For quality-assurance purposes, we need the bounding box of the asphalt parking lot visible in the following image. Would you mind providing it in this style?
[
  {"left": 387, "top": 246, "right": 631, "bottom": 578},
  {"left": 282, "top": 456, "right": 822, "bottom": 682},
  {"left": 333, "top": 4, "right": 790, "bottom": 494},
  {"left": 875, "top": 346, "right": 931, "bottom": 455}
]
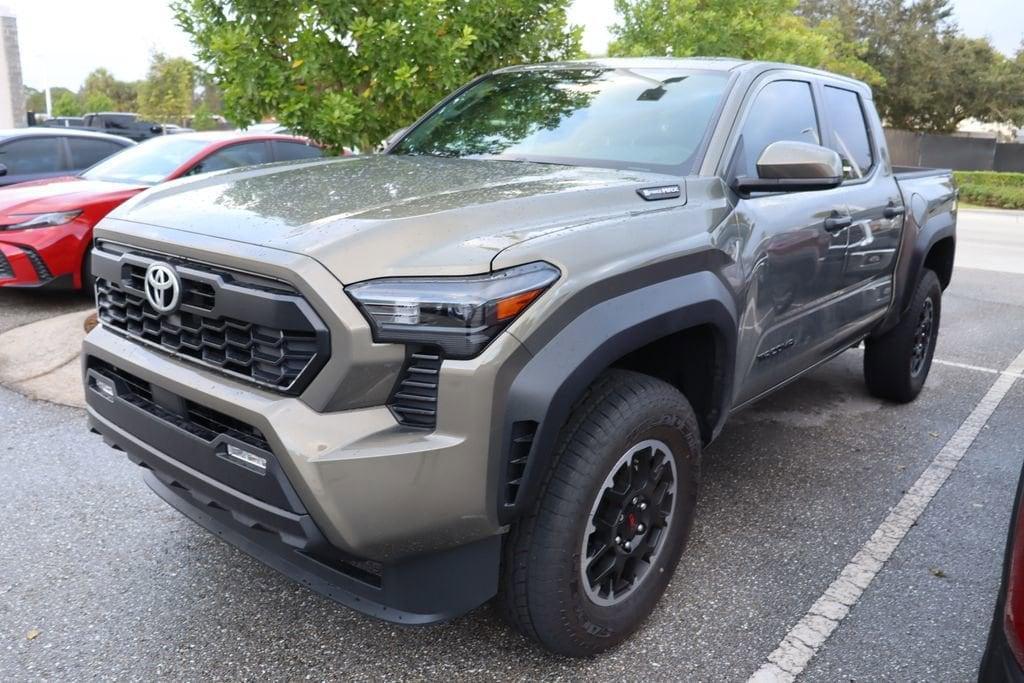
[{"left": 2, "top": 209, "right": 1023, "bottom": 681}]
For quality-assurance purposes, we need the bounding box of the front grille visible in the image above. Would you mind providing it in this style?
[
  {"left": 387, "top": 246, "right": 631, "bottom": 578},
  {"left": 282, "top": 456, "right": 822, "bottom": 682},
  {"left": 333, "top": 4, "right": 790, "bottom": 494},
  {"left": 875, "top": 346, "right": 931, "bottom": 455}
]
[
  {"left": 388, "top": 349, "right": 442, "bottom": 428},
  {"left": 92, "top": 244, "right": 329, "bottom": 394},
  {"left": 0, "top": 252, "right": 12, "bottom": 279}
]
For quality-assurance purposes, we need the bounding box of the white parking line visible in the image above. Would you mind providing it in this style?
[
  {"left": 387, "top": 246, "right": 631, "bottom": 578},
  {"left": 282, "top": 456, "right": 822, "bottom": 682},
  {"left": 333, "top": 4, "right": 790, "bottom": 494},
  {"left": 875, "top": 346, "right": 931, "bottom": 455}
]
[
  {"left": 749, "top": 345, "right": 1024, "bottom": 683},
  {"left": 850, "top": 347, "right": 1024, "bottom": 379},
  {"left": 934, "top": 358, "right": 1024, "bottom": 379}
]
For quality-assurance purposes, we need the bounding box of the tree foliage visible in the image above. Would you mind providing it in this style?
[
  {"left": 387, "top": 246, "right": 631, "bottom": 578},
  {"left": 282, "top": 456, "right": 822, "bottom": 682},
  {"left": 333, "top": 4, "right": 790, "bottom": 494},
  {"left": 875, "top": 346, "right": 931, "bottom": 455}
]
[
  {"left": 609, "top": 0, "right": 881, "bottom": 84},
  {"left": 137, "top": 53, "right": 197, "bottom": 124},
  {"left": 52, "top": 90, "right": 84, "bottom": 117},
  {"left": 799, "top": 0, "right": 1024, "bottom": 132},
  {"left": 173, "top": 0, "right": 583, "bottom": 151},
  {"left": 83, "top": 91, "right": 116, "bottom": 113},
  {"left": 24, "top": 86, "right": 45, "bottom": 113},
  {"left": 81, "top": 68, "right": 140, "bottom": 112}
]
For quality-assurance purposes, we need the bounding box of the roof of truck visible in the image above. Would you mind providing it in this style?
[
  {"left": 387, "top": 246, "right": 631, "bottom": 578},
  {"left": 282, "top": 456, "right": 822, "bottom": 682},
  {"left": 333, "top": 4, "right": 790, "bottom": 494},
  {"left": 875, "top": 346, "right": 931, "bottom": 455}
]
[{"left": 496, "top": 57, "right": 869, "bottom": 90}]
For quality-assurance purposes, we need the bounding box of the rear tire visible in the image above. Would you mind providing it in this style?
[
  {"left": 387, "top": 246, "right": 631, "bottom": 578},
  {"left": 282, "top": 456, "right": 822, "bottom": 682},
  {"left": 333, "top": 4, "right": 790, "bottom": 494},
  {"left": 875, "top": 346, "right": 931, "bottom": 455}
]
[
  {"left": 864, "top": 268, "right": 942, "bottom": 403},
  {"left": 498, "top": 369, "right": 701, "bottom": 657}
]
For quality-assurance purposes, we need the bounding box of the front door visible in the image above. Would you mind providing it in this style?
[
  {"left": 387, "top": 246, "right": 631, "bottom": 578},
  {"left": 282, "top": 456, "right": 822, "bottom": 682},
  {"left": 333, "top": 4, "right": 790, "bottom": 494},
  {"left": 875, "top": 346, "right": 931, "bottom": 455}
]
[{"left": 729, "top": 77, "right": 853, "bottom": 405}]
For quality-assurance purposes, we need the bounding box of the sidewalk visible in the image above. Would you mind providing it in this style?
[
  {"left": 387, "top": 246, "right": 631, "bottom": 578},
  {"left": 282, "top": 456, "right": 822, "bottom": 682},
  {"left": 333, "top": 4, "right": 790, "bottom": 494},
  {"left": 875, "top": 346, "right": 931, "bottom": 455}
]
[{"left": 0, "top": 309, "right": 92, "bottom": 408}]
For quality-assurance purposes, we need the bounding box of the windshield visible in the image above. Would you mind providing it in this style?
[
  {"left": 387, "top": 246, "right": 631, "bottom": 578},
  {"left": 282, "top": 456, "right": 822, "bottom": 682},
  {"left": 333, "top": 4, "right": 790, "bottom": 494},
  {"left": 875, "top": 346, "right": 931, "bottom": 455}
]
[
  {"left": 81, "top": 136, "right": 209, "bottom": 185},
  {"left": 392, "top": 68, "right": 731, "bottom": 174}
]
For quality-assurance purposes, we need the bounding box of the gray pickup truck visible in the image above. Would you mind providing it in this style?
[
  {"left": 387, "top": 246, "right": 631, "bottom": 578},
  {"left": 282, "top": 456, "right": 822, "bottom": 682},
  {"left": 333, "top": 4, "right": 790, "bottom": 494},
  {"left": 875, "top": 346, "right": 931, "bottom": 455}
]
[{"left": 83, "top": 58, "right": 956, "bottom": 656}]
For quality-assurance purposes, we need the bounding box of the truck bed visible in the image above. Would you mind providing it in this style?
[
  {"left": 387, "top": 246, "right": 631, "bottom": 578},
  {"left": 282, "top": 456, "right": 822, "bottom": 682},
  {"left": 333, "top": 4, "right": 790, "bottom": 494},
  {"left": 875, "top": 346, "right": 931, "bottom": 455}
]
[{"left": 893, "top": 165, "right": 953, "bottom": 181}]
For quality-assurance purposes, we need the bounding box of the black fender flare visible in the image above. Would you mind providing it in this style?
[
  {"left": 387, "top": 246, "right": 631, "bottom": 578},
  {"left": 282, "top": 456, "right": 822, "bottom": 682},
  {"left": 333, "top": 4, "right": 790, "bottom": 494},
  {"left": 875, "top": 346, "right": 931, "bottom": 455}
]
[
  {"left": 496, "top": 270, "right": 738, "bottom": 525},
  {"left": 877, "top": 202, "right": 956, "bottom": 335}
]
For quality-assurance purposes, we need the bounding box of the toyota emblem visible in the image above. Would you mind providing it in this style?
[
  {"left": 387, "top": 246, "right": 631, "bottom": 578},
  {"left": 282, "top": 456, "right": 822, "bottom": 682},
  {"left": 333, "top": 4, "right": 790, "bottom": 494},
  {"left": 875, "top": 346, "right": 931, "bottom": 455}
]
[{"left": 144, "top": 262, "right": 181, "bottom": 314}]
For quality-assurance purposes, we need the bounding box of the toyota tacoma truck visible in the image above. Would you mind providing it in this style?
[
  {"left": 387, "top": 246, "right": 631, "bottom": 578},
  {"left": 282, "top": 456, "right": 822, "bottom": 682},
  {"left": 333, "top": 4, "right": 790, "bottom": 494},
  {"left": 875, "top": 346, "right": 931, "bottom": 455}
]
[{"left": 83, "top": 58, "right": 957, "bottom": 656}]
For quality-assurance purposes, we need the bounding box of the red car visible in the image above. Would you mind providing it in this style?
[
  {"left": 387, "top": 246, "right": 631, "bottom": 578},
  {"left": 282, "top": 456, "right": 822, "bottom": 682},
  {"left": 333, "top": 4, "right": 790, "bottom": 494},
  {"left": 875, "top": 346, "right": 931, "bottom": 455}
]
[{"left": 0, "top": 132, "right": 323, "bottom": 290}]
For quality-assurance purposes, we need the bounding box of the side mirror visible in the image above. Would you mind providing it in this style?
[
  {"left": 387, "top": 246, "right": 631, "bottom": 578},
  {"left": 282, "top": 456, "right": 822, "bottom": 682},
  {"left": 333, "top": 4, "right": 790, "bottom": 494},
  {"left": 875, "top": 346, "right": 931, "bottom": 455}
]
[
  {"left": 0, "top": 163, "right": 8, "bottom": 177},
  {"left": 733, "top": 141, "right": 843, "bottom": 194}
]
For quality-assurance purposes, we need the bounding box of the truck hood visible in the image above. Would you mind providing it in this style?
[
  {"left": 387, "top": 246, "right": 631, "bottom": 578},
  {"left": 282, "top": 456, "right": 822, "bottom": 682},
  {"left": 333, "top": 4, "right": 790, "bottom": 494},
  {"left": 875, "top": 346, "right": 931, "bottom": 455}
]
[{"left": 109, "top": 154, "right": 685, "bottom": 283}]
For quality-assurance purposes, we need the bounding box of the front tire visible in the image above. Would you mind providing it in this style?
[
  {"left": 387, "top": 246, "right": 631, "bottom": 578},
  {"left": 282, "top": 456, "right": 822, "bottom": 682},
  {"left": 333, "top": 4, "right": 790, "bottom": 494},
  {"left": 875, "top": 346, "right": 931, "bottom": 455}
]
[
  {"left": 864, "top": 268, "right": 942, "bottom": 403},
  {"left": 498, "top": 370, "right": 701, "bottom": 657}
]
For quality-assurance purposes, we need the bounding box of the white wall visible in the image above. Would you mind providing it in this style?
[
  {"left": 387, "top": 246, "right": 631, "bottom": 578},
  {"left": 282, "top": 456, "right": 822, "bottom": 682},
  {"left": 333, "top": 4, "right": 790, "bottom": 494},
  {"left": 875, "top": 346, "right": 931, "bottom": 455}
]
[{"left": 0, "top": 8, "right": 25, "bottom": 128}]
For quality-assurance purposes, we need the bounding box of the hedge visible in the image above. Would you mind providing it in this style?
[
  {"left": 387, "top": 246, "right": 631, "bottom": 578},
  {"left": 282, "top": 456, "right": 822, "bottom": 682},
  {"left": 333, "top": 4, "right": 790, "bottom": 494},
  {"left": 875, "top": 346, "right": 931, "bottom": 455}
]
[{"left": 953, "top": 171, "right": 1024, "bottom": 210}]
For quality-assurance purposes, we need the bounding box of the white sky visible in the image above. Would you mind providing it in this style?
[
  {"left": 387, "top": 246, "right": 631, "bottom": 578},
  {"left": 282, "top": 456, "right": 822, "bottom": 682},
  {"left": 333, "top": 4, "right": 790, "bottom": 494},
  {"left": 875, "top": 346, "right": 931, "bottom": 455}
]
[{"left": 5, "top": 0, "right": 1022, "bottom": 91}]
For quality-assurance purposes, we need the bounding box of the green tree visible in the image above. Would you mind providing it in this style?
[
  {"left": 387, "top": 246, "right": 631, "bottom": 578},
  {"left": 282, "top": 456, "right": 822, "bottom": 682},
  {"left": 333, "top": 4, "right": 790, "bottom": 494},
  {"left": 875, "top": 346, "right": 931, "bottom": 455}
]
[
  {"left": 190, "top": 102, "right": 220, "bottom": 130},
  {"left": 83, "top": 91, "right": 116, "bottom": 113},
  {"left": 24, "top": 86, "right": 45, "bottom": 113},
  {"left": 799, "top": 0, "right": 1024, "bottom": 132},
  {"left": 81, "top": 67, "right": 140, "bottom": 111},
  {"left": 137, "top": 52, "right": 196, "bottom": 124},
  {"left": 52, "top": 90, "right": 84, "bottom": 117},
  {"left": 173, "top": 0, "right": 583, "bottom": 152},
  {"left": 609, "top": 0, "right": 880, "bottom": 84}
]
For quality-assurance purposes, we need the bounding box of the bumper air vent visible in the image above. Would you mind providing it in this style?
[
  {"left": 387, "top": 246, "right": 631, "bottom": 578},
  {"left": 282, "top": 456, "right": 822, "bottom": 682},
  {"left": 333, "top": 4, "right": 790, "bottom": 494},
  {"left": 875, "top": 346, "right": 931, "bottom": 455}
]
[
  {"left": 504, "top": 420, "right": 538, "bottom": 506},
  {"left": 0, "top": 252, "right": 12, "bottom": 279},
  {"left": 388, "top": 348, "right": 443, "bottom": 429},
  {"left": 23, "top": 247, "right": 53, "bottom": 282}
]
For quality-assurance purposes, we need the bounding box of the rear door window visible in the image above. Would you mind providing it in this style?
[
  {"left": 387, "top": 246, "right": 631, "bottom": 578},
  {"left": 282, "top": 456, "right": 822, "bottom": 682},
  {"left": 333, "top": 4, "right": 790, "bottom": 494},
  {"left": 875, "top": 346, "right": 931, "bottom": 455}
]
[
  {"left": 69, "top": 138, "right": 126, "bottom": 169},
  {"left": 0, "top": 137, "right": 65, "bottom": 175},
  {"left": 194, "top": 141, "right": 270, "bottom": 174},
  {"left": 736, "top": 80, "right": 820, "bottom": 178},
  {"left": 272, "top": 141, "right": 323, "bottom": 161},
  {"left": 823, "top": 85, "right": 874, "bottom": 179}
]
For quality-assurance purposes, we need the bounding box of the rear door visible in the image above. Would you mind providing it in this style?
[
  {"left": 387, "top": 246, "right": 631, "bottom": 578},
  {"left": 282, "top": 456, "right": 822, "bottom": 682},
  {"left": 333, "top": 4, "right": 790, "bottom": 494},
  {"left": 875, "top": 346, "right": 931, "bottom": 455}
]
[
  {"left": 727, "top": 75, "right": 852, "bottom": 404},
  {"left": 817, "top": 82, "right": 904, "bottom": 324},
  {"left": 0, "top": 136, "right": 69, "bottom": 186},
  {"left": 67, "top": 137, "right": 129, "bottom": 172}
]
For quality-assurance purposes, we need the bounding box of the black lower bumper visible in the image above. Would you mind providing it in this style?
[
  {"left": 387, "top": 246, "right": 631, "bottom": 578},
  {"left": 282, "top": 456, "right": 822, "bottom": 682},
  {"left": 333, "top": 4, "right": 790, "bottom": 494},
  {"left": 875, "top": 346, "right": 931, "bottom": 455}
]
[{"left": 85, "top": 357, "right": 500, "bottom": 625}]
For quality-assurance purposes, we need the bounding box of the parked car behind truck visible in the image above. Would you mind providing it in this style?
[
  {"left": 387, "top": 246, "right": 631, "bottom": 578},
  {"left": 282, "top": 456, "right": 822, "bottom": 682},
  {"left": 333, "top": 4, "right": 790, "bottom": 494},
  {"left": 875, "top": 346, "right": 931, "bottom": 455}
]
[
  {"left": 0, "top": 132, "right": 322, "bottom": 290},
  {"left": 83, "top": 58, "right": 957, "bottom": 656},
  {"left": 0, "top": 128, "right": 133, "bottom": 187}
]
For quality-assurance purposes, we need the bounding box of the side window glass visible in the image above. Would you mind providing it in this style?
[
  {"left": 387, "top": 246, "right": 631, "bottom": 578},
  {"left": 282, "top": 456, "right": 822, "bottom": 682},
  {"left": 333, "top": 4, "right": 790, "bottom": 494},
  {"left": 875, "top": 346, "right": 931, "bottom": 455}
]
[
  {"left": 737, "top": 80, "right": 820, "bottom": 178},
  {"left": 0, "top": 137, "right": 64, "bottom": 175},
  {"left": 823, "top": 86, "right": 874, "bottom": 180},
  {"left": 193, "top": 142, "right": 269, "bottom": 175},
  {"left": 273, "top": 141, "right": 323, "bottom": 161},
  {"left": 69, "top": 139, "right": 125, "bottom": 169}
]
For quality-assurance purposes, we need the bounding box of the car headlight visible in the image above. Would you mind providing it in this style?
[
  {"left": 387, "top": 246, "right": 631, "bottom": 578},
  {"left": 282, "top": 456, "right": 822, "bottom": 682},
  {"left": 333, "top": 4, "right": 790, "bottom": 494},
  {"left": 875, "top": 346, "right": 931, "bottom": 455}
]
[
  {"left": 346, "top": 262, "right": 560, "bottom": 358},
  {"left": 3, "top": 210, "right": 83, "bottom": 230}
]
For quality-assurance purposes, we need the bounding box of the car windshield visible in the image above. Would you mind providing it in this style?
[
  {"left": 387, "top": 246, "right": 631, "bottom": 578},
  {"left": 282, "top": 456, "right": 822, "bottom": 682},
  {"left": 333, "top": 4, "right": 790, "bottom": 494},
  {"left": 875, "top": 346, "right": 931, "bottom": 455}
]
[
  {"left": 391, "top": 67, "right": 731, "bottom": 174},
  {"left": 81, "top": 136, "right": 209, "bottom": 185}
]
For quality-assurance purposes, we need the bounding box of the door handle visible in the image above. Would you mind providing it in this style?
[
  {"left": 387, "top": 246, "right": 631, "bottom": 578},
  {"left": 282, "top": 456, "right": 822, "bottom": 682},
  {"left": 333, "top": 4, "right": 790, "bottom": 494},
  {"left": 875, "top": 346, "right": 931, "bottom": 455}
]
[
  {"left": 824, "top": 213, "right": 853, "bottom": 232},
  {"left": 883, "top": 204, "right": 906, "bottom": 219}
]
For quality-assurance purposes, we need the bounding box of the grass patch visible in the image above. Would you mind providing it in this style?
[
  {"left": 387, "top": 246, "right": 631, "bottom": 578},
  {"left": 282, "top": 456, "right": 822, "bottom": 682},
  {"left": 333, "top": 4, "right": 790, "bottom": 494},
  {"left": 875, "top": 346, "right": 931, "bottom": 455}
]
[{"left": 954, "top": 171, "right": 1024, "bottom": 210}]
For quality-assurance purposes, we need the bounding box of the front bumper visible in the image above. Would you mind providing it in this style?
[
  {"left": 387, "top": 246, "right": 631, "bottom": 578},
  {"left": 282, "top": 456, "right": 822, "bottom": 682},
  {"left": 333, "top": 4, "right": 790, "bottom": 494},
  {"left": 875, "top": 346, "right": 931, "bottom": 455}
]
[
  {"left": 0, "top": 224, "right": 88, "bottom": 289},
  {"left": 84, "top": 341, "right": 506, "bottom": 623}
]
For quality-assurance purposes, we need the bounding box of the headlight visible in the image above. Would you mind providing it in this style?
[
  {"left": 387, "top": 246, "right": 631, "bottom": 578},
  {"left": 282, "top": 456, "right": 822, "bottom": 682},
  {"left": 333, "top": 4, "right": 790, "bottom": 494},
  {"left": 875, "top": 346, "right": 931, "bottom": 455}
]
[
  {"left": 347, "top": 262, "right": 560, "bottom": 358},
  {"left": 3, "top": 210, "right": 83, "bottom": 230}
]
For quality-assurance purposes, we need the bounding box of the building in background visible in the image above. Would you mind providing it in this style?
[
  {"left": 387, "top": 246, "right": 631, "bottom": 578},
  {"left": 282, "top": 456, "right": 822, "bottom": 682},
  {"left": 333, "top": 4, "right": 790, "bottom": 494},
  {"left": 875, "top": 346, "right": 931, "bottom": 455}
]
[
  {"left": 957, "top": 118, "right": 1023, "bottom": 143},
  {"left": 0, "top": 6, "right": 23, "bottom": 128}
]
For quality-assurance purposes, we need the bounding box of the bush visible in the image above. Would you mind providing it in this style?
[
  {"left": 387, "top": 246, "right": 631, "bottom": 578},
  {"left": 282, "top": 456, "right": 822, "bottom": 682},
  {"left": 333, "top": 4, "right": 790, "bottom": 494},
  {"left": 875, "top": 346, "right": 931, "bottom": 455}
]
[{"left": 954, "top": 171, "right": 1024, "bottom": 209}]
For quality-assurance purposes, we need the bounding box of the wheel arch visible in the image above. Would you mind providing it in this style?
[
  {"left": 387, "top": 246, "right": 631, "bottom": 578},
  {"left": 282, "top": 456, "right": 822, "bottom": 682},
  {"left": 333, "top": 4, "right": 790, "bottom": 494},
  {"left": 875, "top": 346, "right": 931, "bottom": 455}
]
[{"left": 497, "top": 270, "right": 737, "bottom": 525}]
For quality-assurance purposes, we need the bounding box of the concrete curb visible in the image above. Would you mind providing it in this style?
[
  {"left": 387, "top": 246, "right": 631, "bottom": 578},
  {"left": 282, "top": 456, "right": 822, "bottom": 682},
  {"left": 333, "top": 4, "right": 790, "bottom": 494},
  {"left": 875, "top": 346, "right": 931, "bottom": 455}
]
[{"left": 0, "top": 308, "right": 92, "bottom": 408}]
